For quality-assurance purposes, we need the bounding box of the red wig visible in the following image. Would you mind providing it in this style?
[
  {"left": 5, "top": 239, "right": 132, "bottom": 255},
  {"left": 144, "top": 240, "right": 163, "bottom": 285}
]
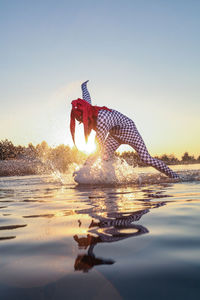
[{"left": 70, "top": 98, "right": 111, "bottom": 145}]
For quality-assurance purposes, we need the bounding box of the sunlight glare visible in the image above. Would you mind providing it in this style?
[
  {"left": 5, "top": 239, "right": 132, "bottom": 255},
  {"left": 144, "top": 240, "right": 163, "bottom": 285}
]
[{"left": 75, "top": 126, "right": 96, "bottom": 154}]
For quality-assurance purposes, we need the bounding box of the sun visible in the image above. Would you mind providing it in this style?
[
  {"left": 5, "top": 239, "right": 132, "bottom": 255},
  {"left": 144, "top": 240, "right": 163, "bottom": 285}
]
[{"left": 75, "top": 127, "right": 97, "bottom": 154}]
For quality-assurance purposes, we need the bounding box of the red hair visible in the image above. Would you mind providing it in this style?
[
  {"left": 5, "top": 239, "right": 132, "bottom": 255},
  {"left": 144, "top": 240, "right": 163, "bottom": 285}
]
[{"left": 70, "top": 98, "right": 111, "bottom": 145}]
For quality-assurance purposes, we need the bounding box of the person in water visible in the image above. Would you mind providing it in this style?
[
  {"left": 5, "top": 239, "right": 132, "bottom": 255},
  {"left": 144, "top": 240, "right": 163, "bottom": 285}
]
[{"left": 70, "top": 81, "right": 179, "bottom": 179}]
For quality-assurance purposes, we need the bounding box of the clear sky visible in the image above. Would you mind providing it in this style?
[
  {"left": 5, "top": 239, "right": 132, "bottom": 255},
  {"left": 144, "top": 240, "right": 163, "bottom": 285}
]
[{"left": 0, "top": 0, "right": 199, "bottom": 158}]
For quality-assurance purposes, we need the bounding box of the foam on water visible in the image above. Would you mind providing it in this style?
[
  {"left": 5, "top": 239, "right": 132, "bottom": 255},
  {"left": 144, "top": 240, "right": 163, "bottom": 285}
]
[
  {"left": 71, "top": 158, "right": 200, "bottom": 186},
  {"left": 74, "top": 157, "right": 137, "bottom": 185}
]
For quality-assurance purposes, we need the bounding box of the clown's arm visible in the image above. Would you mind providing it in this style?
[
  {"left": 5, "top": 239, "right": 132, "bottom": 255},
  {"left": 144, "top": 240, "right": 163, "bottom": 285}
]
[{"left": 81, "top": 80, "right": 92, "bottom": 104}]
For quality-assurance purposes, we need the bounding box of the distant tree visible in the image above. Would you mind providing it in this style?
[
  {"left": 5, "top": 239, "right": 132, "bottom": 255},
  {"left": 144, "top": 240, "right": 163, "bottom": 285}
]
[
  {"left": 70, "top": 147, "right": 87, "bottom": 164},
  {"left": 34, "top": 141, "right": 87, "bottom": 172},
  {"left": 182, "top": 152, "right": 196, "bottom": 163},
  {"left": 160, "top": 154, "right": 170, "bottom": 164},
  {"left": 168, "top": 154, "right": 179, "bottom": 164},
  {"left": 156, "top": 154, "right": 177, "bottom": 165},
  {"left": 15, "top": 145, "right": 26, "bottom": 158},
  {"left": 25, "top": 143, "right": 37, "bottom": 159},
  {"left": 36, "top": 141, "right": 49, "bottom": 160},
  {"left": 49, "top": 144, "right": 84, "bottom": 172},
  {"left": 118, "top": 151, "right": 145, "bottom": 166},
  {"left": 181, "top": 152, "right": 195, "bottom": 163},
  {"left": 0, "top": 139, "right": 16, "bottom": 160},
  {"left": 1, "top": 138, "right": 199, "bottom": 172}
]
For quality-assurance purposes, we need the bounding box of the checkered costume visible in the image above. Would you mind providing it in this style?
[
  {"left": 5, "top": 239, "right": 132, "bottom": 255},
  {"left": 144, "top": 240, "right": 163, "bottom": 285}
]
[
  {"left": 91, "top": 209, "right": 149, "bottom": 228},
  {"left": 81, "top": 80, "right": 92, "bottom": 104},
  {"left": 79, "top": 81, "right": 179, "bottom": 179}
]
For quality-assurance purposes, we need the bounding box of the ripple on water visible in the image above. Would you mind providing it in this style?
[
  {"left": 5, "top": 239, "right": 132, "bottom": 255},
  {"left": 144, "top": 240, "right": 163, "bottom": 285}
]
[{"left": 0, "top": 166, "right": 200, "bottom": 299}]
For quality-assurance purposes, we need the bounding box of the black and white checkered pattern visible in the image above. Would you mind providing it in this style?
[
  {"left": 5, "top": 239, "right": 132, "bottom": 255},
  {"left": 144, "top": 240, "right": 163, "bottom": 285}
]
[
  {"left": 81, "top": 80, "right": 92, "bottom": 104},
  {"left": 96, "top": 109, "right": 179, "bottom": 179},
  {"left": 98, "top": 209, "right": 149, "bottom": 228}
]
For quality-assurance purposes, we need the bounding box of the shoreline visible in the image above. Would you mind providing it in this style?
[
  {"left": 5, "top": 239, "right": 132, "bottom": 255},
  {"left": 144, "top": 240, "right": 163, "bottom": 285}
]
[
  {"left": 0, "top": 159, "right": 199, "bottom": 177},
  {"left": 0, "top": 159, "right": 50, "bottom": 177}
]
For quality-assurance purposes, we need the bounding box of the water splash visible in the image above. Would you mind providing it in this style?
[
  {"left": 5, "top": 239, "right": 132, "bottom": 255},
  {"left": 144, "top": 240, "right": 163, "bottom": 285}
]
[
  {"left": 73, "top": 159, "right": 200, "bottom": 186},
  {"left": 74, "top": 157, "right": 138, "bottom": 185},
  {"left": 1, "top": 157, "right": 199, "bottom": 187}
]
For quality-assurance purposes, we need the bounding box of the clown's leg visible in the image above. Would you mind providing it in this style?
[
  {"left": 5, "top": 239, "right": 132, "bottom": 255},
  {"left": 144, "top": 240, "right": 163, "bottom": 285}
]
[
  {"left": 112, "top": 126, "right": 179, "bottom": 179},
  {"left": 101, "top": 135, "right": 120, "bottom": 180},
  {"left": 128, "top": 131, "right": 179, "bottom": 178},
  {"left": 103, "top": 134, "right": 121, "bottom": 160}
]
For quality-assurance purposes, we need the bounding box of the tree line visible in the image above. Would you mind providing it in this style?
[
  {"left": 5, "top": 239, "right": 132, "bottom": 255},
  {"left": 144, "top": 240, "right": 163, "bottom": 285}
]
[
  {"left": 0, "top": 139, "right": 199, "bottom": 170},
  {"left": 0, "top": 139, "right": 87, "bottom": 173},
  {"left": 117, "top": 151, "right": 200, "bottom": 166}
]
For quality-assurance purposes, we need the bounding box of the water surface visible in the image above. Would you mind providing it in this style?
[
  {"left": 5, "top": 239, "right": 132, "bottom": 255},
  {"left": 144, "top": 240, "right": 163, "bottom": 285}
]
[{"left": 0, "top": 164, "right": 200, "bottom": 300}]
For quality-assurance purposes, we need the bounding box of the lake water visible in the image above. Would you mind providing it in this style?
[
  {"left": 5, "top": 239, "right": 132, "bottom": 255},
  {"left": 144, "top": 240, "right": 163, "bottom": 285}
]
[{"left": 0, "top": 164, "right": 200, "bottom": 300}]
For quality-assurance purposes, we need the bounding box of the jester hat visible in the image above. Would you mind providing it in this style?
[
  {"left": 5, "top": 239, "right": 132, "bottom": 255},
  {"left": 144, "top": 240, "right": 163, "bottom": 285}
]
[{"left": 70, "top": 81, "right": 111, "bottom": 145}]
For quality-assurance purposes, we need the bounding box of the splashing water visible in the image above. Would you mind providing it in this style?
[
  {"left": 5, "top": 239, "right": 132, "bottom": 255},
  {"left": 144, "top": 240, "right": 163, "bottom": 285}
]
[
  {"left": 1, "top": 157, "right": 199, "bottom": 186},
  {"left": 73, "top": 157, "right": 138, "bottom": 185},
  {"left": 72, "top": 159, "right": 200, "bottom": 186}
]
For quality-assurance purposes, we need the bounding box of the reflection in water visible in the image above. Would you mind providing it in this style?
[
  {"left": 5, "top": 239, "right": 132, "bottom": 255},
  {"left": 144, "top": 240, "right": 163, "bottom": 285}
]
[
  {"left": 74, "top": 208, "right": 150, "bottom": 272},
  {"left": 0, "top": 224, "right": 27, "bottom": 230},
  {"left": 0, "top": 224, "right": 27, "bottom": 242},
  {"left": 0, "top": 170, "right": 200, "bottom": 298},
  {"left": 72, "top": 186, "right": 170, "bottom": 272},
  {"left": 0, "top": 236, "right": 16, "bottom": 241},
  {"left": 23, "top": 214, "right": 54, "bottom": 218},
  {"left": 0, "top": 174, "right": 189, "bottom": 288},
  {"left": 74, "top": 254, "right": 114, "bottom": 272}
]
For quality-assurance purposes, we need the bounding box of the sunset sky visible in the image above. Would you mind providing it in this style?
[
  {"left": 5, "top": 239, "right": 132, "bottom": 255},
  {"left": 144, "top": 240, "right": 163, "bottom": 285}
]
[{"left": 0, "top": 0, "right": 199, "bottom": 158}]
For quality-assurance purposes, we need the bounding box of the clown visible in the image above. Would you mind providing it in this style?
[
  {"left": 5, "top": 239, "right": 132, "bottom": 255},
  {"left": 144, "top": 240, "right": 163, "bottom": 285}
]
[{"left": 70, "top": 81, "right": 179, "bottom": 179}]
